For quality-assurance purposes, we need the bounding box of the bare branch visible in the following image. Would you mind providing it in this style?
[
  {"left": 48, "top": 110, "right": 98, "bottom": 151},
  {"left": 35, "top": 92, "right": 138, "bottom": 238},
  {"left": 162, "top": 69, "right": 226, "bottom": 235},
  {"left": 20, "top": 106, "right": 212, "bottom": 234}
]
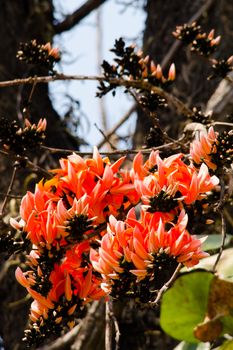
[
  {"left": 105, "top": 300, "right": 113, "bottom": 350},
  {"left": 41, "top": 141, "right": 178, "bottom": 156},
  {"left": 0, "top": 166, "right": 17, "bottom": 219},
  {"left": 95, "top": 123, "right": 117, "bottom": 150},
  {"left": 213, "top": 211, "right": 227, "bottom": 272},
  {"left": 36, "top": 301, "right": 104, "bottom": 350},
  {"left": 0, "top": 74, "right": 193, "bottom": 116},
  {"left": 213, "top": 178, "right": 227, "bottom": 272},
  {"left": 97, "top": 104, "right": 137, "bottom": 149},
  {"left": 150, "top": 263, "right": 182, "bottom": 305},
  {"left": 54, "top": 0, "right": 108, "bottom": 34}
]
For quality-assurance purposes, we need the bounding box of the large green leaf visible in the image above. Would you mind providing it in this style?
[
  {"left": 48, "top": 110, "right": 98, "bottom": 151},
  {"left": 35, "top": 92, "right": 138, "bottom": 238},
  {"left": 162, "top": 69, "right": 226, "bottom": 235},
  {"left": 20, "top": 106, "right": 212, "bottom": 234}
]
[
  {"left": 196, "top": 248, "right": 233, "bottom": 281},
  {"left": 201, "top": 234, "right": 231, "bottom": 251},
  {"left": 160, "top": 271, "right": 214, "bottom": 343},
  {"left": 214, "top": 340, "right": 233, "bottom": 350}
]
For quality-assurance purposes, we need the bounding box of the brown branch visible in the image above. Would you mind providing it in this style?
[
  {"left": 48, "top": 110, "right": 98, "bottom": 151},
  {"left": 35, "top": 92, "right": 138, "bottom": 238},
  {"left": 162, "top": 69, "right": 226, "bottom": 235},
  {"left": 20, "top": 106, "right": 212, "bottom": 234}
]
[
  {"left": 213, "top": 211, "right": 227, "bottom": 272},
  {"left": 41, "top": 142, "right": 178, "bottom": 156},
  {"left": 36, "top": 302, "right": 104, "bottom": 350},
  {"left": 0, "top": 74, "right": 193, "bottom": 116},
  {"left": 0, "top": 149, "right": 51, "bottom": 178},
  {"left": 97, "top": 104, "right": 137, "bottom": 149},
  {"left": 0, "top": 192, "right": 22, "bottom": 199},
  {"left": 0, "top": 257, "right": 19, "bottom": 283},
  {"left": 95, "top": 123, "right": 117, "bottom": 150},
  {"left": 54, "top": 0, "right": 108, "bottom": 34},
  {"left": 105, "top": 300, "right": 113, "bottom": 350},
  {"left": 23, "top": 76, "right": 38, "bottom": 119},
  {"left": 213, "top": 178, "right": 227, "bottom": 271},
  {"left": 0, "top": 165, "right": 17, "bottom": 219},
  {"left": 150, "top": 263, "right": 182, "bottom": 305},
  {"left": 71, "top": 301, "right": 105, "bottom": 350}
]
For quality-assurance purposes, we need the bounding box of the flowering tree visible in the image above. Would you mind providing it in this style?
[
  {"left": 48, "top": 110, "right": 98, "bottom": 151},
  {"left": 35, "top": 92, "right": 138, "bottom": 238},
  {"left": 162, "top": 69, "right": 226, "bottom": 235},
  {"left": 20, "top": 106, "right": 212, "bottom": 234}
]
[{"left": 0, "top": 9, "right": 233, "bottom": 350}]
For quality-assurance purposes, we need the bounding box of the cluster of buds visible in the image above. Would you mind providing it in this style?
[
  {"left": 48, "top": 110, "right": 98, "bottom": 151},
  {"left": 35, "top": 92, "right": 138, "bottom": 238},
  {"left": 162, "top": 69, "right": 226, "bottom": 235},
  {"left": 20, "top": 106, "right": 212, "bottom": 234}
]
[
  {"left": 189, "top": 107, "right": 213, "bottom": 125},
  {"left": 97, "top": 38, "right": 175, "bottom": 112},
  {"left": 173, "top": 22, "right": 221, "bottom": 57},
  {"left": 136, "top": 51, "right": 176, "bottom": 85},
  {"left": 17, "top": 40, "right": 60, "bottom": 72},
  {"left": 209, "top": 56, "right": 233, "bottom": 79},
  {"left": 0, "top": 117, "right": 46, "bottom": 156}
]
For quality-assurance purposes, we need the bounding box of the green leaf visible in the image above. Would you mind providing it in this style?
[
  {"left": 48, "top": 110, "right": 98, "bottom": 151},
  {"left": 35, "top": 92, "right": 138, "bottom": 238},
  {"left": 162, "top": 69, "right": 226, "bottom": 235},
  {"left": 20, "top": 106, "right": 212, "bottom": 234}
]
[
  {"left": 196, "top": 248, "right": 233, "bottom": 281},
  {"left": 160, "top": 271, "right": 214, "bottom": 343},
  {"left": 201, "top": 234, "right": 231, "bottom": 251},
  {"left": 214, "top": 340, "right": 233, "bottom": 350},
  {"left": 221, "top": 315, "right": 233, "bottom": 336}
]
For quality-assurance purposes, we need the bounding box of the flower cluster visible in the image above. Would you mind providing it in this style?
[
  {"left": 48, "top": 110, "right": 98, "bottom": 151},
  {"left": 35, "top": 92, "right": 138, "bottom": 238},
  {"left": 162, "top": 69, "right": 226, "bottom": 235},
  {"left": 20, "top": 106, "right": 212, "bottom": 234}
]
[
  {"left": 12, "top": 147, "right": 138, "bottom": 346},
  {"left": 0, "top": 117, "right": 46, "bottom": 156},
  {"left": 173, "top": 22, "right": 221, "bottom": 57},
  {"left": 17, "top": 40, "right": 60, "bottom": 72},
  {"left": 12, "top": 143, "right": 220, "bottom": 346},
  {"left": 190, "top": 126, "right": 233, "bottom": 172},
  {"left": 97, "top": 38, "right": 175, "bottom": 112},
  {"left": 173, "top": 23, "right": 233, "bottom": 80},
  {"left": 91, "top": 209, "right": 209, "bottom": 300}
]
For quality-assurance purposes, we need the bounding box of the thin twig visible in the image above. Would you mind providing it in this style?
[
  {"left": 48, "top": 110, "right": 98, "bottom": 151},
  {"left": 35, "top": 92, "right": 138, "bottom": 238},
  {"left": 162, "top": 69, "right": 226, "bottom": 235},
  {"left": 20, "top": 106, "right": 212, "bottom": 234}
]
[
  {"left": 0, "top": 166, "right": 17, "bottom": 219},
  {"left": 213, "top": 178, "right": 227, "bottom": 271},
  {"left": 26, "top": 159, "right": 52, "bottom": 178},
  {"left": 41, "top": 142, "right": 178, "bottom": 156},
  {"left": 212, "top": 121, "right": 233, "bottom": 127},
  {"left": 7, "top": 294, "right": 31, "bottom": 309},
  {"left": 112, "top": 307, "right": 120, "bottom": 350},
  {"left": 0, "top": 192, "right": 22, "bottom": 199},
  {"left": 23, "top": 76, "right": 38, "bottom": 119},
  {"left": 94, "top": 123, "right": 117, "bottom": 150},
  {"left": 150, "top": 263, "right": 182, "bottom": 305},
  {"left": 213, "top": 211, "right": 227, "bottom": 272},
  {"left": 0, "top": 149, "right": 51, "bottom": 178},
  {"left": 97, "top": 104, "right": 137, "bottom": 149},
  {"left": 0, "top": 257, "right": 19, "bottom": 283}
]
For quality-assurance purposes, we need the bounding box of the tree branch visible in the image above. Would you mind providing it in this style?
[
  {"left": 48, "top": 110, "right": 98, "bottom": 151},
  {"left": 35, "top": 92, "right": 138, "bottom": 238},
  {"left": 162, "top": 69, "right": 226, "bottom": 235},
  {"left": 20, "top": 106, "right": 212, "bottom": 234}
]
[
  {"left": 0, "top": 73, "right": 193, "bottom": 117},
  {"left": 41, "top": 141, "right": 178, "bottom": 156},
  {"left": 54, "top": 0, "right": 108, "bottom": 34},
  {"left": 150, "top": 263, "right": 182, "bottom": 305},
  {"left": 97, "top": 104, "right": 137, "bottom": 149}
]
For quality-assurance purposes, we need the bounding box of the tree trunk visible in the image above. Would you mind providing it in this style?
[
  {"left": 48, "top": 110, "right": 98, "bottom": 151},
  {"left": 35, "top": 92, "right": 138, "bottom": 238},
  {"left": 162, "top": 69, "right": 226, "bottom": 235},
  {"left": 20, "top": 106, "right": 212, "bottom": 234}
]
[{"left": 0, "top": 2, "right": 79, "bottom": 349}]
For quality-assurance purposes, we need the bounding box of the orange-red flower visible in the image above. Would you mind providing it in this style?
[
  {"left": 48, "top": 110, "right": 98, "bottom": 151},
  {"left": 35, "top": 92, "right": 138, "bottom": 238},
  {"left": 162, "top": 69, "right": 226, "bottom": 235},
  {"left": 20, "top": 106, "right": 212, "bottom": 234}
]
[
  {"left": 90, "top": 209, "right": 209, "bottom": 295},
  {"left": 190, "top": 126, "right": 218, "bottom": 170},
  {"left": 13, "top": 147, "right": 217, "bottom": 340},
  {"left": 133, "top": 152, "right": 219, "bottom": 213}
]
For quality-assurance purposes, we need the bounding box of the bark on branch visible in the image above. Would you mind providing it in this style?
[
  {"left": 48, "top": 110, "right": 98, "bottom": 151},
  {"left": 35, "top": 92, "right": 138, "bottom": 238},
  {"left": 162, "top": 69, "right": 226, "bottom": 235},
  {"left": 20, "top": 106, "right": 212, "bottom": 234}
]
[{"left": 54, "top": 0, "right": 108, "bottom": 34}]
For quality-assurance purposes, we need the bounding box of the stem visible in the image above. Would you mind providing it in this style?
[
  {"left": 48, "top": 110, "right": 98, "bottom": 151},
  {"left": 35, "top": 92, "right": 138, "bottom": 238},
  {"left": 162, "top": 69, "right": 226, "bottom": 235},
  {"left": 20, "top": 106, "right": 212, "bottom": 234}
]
[
  {"left": 150, "top": 263, "right": 182, "bottom": 305},
  {"left": 105, "top": 300, "right": 113, "bottom": 350},
  {"left": 0, "top": 166, "right": 17, "bottom": 219},
  {"left": 213, "top": 211, "right": 227, "bottom": 272}
]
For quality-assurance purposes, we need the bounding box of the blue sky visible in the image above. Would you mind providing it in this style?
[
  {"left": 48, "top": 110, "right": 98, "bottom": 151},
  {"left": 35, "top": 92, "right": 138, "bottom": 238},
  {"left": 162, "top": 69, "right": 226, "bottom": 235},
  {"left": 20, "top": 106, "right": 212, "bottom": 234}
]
[{"left": 51, "top": 0, "right": 145, "bottom": 149}]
